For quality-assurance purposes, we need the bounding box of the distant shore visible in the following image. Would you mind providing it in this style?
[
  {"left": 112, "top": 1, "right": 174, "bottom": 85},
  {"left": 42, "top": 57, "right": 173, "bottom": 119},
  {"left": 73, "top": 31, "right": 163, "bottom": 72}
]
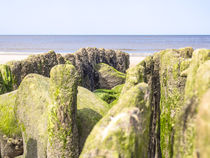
[{"left": 0, "top": 52, "right": 149, "bottom": 67}]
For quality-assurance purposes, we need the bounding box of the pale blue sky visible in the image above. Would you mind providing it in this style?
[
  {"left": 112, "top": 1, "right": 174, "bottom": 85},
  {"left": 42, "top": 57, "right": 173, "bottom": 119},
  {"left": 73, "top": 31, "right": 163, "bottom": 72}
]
[{"left": 0, "top": 0, "right": 210, "bottom": 35}]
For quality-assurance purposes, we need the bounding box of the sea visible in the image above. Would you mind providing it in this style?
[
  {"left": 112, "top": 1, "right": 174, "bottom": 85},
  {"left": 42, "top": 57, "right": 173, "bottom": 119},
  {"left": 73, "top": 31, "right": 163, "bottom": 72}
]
[{"left": 0, "top": 35, "right": 210, "bottom": 55}]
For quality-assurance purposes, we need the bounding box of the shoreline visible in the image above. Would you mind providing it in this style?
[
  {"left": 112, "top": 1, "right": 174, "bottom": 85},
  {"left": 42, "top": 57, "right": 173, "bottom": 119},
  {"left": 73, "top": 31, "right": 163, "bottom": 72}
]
[{"left": 0, "top": 52, "right": 149, "bottom": 67}]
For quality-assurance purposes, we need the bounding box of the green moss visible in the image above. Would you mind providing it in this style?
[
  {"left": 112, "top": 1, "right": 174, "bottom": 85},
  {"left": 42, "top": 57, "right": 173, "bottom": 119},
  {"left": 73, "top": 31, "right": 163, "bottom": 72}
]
[
  {"left": 95, "top": 63, "right": 125, "bottom": 79},
  {"left": 48, "top": 64, "right": 79, "bottom": 157},
  {"left": 158, "top": 49, "right": 187, "bottom": 158},
  {"left": 173, "top": 49, "right": 210, "bottom": 157},
  {"left": 80, "top": 83, "right": 150, "bottom": 158},
  {"left": 178, "top": 47, "right": 194, "bottom": 58},
  {"left": 185, "top": 49, "right": 210, "bottom": 98},
  {"left": 93, "top": 84, "right": 124, "bottom": 105},
  {"left": 0, "top": 91, "right": 21, "bottom": 137},
  {"left": 196, "top": 90, "right": 210, "bottom": 158},
  {"left": 77, "top": 86, "right": 110, "bottom": 152},
  {"left": 121, "top": 63, "right": 144, "bottom": 95},
  {"left": 0, "top": 64, "right": 14, "bottom": 94},
  {"left": 15, "top": 74, "right": 50, "bottom": 157}
]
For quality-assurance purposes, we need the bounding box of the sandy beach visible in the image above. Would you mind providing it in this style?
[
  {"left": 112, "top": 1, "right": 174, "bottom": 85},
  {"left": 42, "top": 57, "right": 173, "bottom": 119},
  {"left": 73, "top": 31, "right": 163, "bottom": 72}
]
[{"left": 0, "top": 52, "right": 147, "bottom": 67}]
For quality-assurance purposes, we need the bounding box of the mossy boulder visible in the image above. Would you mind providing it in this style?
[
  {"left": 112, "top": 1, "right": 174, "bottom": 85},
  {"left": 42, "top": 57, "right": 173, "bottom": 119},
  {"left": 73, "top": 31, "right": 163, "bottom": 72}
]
[
  {"left": 47, "top": 64, "right": 79, "bottom": 157},
  {"left": 178, "top": 47, "right": 194, "bottom": 58},
  {"left": 6, "top": 50, "right": 65, "bottom": 89},
  {"left": 120, "top": 63, "right": 144, "bottom": 95},
  {"left": 93, "top": 84, "right": 124, "bottom": 105},
  {"left": 0, "top": 91, "right": 23, "bottom": 158},
  {"left": 94, "top": 63, "right": 126, "bottom": 89},
  {"left": 196, "top": 89, "right": 210, "bottom": 158},
  {"left": 64, "top": 48, "right": 129, "bottom": 91},
  {"left": 80, "top": 83, "right": 150, "bottom": 158},
  {"left": 173, "top": 49, "right": 210, "bottom": 157},
  {"left": 158, "top": 49, "right": 188, "bottom": 157},
  {"left": 15, "top": 74, "right": 50, "bottom": 158},
  {"left": 77, "top": 86, "right": 109, "bottom": 152}
]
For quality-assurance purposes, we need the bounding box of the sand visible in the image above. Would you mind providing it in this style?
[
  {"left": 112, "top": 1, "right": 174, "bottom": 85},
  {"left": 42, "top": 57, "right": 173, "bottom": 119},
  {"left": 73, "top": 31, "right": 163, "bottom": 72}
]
[{"left": 0, "top": 53, "right": 146, "bottom": 67}]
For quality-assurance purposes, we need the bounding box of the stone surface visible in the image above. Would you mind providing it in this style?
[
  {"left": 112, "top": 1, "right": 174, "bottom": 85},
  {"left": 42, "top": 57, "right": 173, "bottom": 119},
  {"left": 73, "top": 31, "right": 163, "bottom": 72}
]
[
  {"left": 3, "top": 48, "right": 129, "bottom": 93},
  {"left": 196, "top": 89, "right": 210, "bottom": 158},
  {"left": 7, "top": 50, "right": 65, "bottom": 89},
  {"left": 173, "top": 49, "right": 210, "bottom": 158},
  {"left": 120, "top": 63, "right": 144, "bottom": 95},
  {"left": 64, "top": 48, "right": 129, "bottom": 91},
  {"left": 80, "top": 83, "right": 150, "bottom": 158},
  {"left": 0, "top": 136, "right": 23, "bottom": 158},
  {"left": 77, "top": 86, "right": 109, "bottom": 153},
  {"left": 15, "top": 74, "right": 50, "bottom": 158},
  {"left": 0, "top": 91, "right": 22, "bottom": 158},
  {"left": 47, "top": 64, "right": 79, "bottom": 158},
  {"left": 158, "top": 49, "right": 188, "bottom": 158},
  {"left": 94, "top": 63, "right": 125, "bottom": 89}
]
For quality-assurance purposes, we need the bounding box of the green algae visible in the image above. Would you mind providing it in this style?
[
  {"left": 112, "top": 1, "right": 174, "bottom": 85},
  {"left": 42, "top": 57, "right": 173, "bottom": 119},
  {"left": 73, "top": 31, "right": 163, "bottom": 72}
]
[
  {"left": 173, "top": 49, "right": 210, "bottom": 158},
  {"left": 80, "top": 83, "right": 150, "bottom": 158},
  {"left": 15, "top": 74, "right": 50, "bottom": 157},
  {"left": 93, "top": 84, "right": 124, "bottom": 105},
  {"left": 0, "top": 65, "right": 14, "bottom": 94},
  {"left": 121, "top": 63, "right": 144, "bottom": 95},
  {"left": 77, "top": 86, "right": 110, "bottom": 152},
  {"left": 48, "top": 64, "right": 79, "bottom": 157},
  {"left": 95, "top": 63, "right": 125, "bottom": 79},
  {"left": 158, "top": 49, "right": 187, "bottom": 158},
  {"left": 0, "top": 91, "right": 21, "bottom": 137}
]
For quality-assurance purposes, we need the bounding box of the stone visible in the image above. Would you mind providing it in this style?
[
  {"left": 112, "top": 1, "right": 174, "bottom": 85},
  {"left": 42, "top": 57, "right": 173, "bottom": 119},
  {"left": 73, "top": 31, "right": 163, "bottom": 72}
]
[
  {"left": 64, "top": 48, "right": 129, "bottom": 91},
  {"left": 0, "top": 91, "right": 22, "bottom": 158},
  {"left": 158, "top": 49, "right": 188, "bottom": 157},
  {"left": 178, "top": 47, "right": 194, "bottom": 58},
  {"left": 80, "top": 83, "right": 150, "bottom": 158},
  {"left": 120, "top": 63, "right": 144, "bottom": 95},
  {"left": 77, "top": 86, "right": 109, "bottom": 152},
  {"left": 7, "top": 50, "right": 65, "bottom": 89},
  {"left": 196, "top": 89, "right": 210, "bottom": 158},
  {"left": 94, "top": 63, "right": 125, "bottom": 89},
  {"left": 1, "top": 48, "right": 129, "bottom": 93},
  {"left": 47, "top": 64, "right": 79, "bottom": 157},
  {"left": 173, "top": 49, "right": 210, "bottom": 157},
  {"left": 15, "top": 74, "right": 50, "bottom": 158}
]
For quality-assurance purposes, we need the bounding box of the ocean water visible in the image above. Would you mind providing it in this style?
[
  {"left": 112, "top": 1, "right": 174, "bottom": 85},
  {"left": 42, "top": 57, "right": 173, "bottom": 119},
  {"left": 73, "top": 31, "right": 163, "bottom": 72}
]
[{"left": 0, "top": 35, "right": 210, "bottom": 54}]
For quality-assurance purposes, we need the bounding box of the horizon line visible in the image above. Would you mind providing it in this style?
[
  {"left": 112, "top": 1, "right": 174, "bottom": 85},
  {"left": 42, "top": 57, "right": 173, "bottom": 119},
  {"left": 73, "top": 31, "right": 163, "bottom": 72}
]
[{"left": 0, "top": 34, "right": 210, "bottom": 36}]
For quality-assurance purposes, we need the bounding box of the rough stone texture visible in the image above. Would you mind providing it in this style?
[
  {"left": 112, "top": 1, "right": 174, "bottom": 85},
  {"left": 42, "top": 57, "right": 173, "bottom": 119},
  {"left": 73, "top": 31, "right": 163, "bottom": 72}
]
[
  {"left": 178, "top": 47, "right": 194, "bottom": 58},
  {"left": 2, "top": 47, "right": 209, "bottom": 157},
  {"left": 94, "top": 63, "right": 125, "bottom": 89},
  {"left": 196, "top": 89, "right": 210, "bottom": 158},
  {"left": 80, "top": 83, "right": 150, "bottom": 158},
  {"left": 173, "top": 49, "right": 210, "bottom": 158},
  {"left": 158, "top": 49, "right": 189, "bottom": 158},
  {"left": 0, "top": 136, "right": 23, "bottom": 158},
  {"left": 3, "top": 48, "right": 129, "bottom": 92},
  {"left": 47, "top": 64, "right": 79, "bottom": 158},
  {"left": 0, "top": 91, "right": 22, "bottom": 158},
  {"left": 64, "top": 48, "right": 129, "bottom": 91},
  {"left": 77, "top": 86, "right": 109, "bottom": 153},
  {"left": 6, "top": 50, "right": 65, "bottom": 89},
  {"left": 120, "top": 61, "right": 145, "bottom": 95},
  {"left": 15, "top": 74, "right": 50, "bottom": 158}
]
